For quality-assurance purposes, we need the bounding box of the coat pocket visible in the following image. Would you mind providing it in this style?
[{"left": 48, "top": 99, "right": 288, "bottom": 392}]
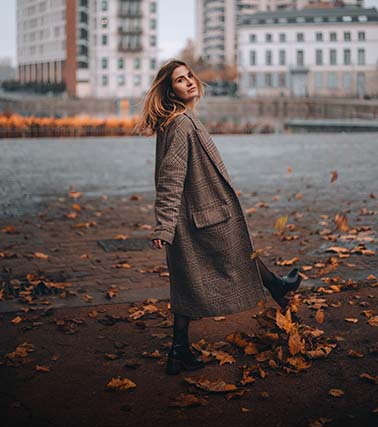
[{"left": 192, "top": 203, "right": 231, "bottom": 229}]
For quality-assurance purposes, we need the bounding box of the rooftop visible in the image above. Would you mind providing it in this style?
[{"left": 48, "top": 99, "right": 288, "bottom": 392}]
[{"left": 239, "top": 7, "right": 378, "bottom": 26}]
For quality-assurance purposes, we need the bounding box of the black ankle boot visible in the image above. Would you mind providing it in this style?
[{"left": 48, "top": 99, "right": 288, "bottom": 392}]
[
  {"left": 165, "top": 344, "right": 205, "bottom": 375},
  {"left": 264, "top": 268, "right": 302, "bottom": 309},
  {"left": 281, "top": 267, "right": 302, "bottom": 294}
]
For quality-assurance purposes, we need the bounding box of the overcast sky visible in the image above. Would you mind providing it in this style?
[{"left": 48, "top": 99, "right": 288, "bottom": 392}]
[{"left": 0, "top": 0, "right": 377, "bottom": 66}]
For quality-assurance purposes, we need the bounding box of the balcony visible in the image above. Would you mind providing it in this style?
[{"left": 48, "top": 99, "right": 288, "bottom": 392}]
[
  {"left": 118, "top": 27, "right": 143, "bottom": 36},
  {"left": 118, "top": 43, "right": 143, "bottom": 53}
]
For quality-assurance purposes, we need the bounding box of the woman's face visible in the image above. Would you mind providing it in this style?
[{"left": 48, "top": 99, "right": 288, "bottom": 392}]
[{"left": 170, "top": 65, "right": 198, "bottom": 104}]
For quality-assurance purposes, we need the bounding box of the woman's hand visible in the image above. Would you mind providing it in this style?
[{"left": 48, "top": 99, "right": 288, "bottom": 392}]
[{"left": 152, "top": 238, "right": 167, "bottom": 249}]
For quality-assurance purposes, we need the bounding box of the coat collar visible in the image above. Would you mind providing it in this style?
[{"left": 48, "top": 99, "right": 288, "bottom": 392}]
[{"left": 183, "top": 108, "right": 202, "bottom": 130}]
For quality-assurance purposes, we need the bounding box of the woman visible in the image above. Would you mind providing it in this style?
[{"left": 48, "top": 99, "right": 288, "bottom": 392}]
[{"left": 139, "top": 60, "right": 302, "bottom": 375}]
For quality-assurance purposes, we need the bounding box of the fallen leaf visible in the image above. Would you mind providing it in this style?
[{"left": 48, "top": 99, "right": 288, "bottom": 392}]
[
  {"left": 368, "top": 316, "right": 378, "bottom": 327},
  {"left": 212, "top": 350, "right": 236, "bottom": 366},
  {"left": 347, "top": 349, "right": 364, "bottom": 358},
  {"left": 142, "top": 350, "right": 161, "bottom": 359},
  {"left": 359, "top": 372, "right": 378, "bottom": 385},
  {"left": 315, "top": 309, "right": 325, "bottom": 324},
  {"left": 276, "top": 257, "right": 299, "bottom": 266},
  {"left": 328, "top": 388, "right": 344, "bottom": 397},
  {"left": 33, "top": 252, "right": 49, "bottom": 259},
  {"left": 35, "top": 364, "right": 50, "bottom": 372},
  {"left": 184, "top": 376, "right": 238, "bottom": 393},
  {"left": 330, "top": 170, "right": 338, "bottom": 183},
  {"left": 69, "top": 191, "right": 82, "bottom": 199},
  {"left": 288, "top": 331, "right": 306, "bottom": 355},
  {"left": 275, "top": 308, "right": 294, "bottom": 334},
  {"left": 309, "top": 417, "right": 334, "bottom": 427},
  {"left": 307, "top": 345, "right": 333, "bottom": 359},
  {"left": 225, "top": 389, "right": 248, "bottom": 400},
  {"left": 169, "top": 393, "right": 208, "bottom": 407},
  {"left": 274, "top": 216, "right": 288, "bottom": 233},
  {"left": 335, "top": 213, "right": 349, "bottom": 232},
  {"left": 106, "top": 377, "right": 136, "bottom": 391},
  {"left": 344, "top": 318, "right": 359, "bottom": 323},
  {"left": 11, "top": 316, "right": 23, "bottom": 325}
]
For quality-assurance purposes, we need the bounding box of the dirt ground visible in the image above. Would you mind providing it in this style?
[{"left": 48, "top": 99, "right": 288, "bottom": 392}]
[{"left": 1, "top": 190, "right": 377, "bottom": 427}]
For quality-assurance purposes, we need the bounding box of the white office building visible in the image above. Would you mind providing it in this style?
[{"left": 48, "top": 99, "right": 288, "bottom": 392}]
[
  {"left": 16, "top": 0, "right": 158, "bottom": 98},
  {"left": 237, "top": 7, "right": 378, "bottom": 98}
]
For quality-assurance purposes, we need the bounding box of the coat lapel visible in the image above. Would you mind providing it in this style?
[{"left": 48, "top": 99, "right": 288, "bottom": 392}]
[{"left": 183, "top": 109, "right": 234, "bottom": 188}]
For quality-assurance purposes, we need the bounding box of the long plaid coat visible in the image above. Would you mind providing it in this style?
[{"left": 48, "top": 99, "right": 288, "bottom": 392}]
[{"left": 151, "top": 108, "right": 267, "bottom": 319}]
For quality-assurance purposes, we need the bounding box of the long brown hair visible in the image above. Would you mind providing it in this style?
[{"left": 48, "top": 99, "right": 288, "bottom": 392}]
[{"left": 138, "top": 59, "right": 205, "bottom": 135}]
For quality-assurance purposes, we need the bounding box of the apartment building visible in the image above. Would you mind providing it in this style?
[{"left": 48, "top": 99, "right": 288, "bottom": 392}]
[
  {"left": 195, "top": 0, "right": 363, "bottom": 66},
  {"left": 16, "top": 0, "right": 158, "bottom": 98},
  {"left": 237, "top": 7, "right": 378, "bottom": 97}
]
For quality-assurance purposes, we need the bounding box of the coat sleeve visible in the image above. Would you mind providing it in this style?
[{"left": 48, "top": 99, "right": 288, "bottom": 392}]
[{"left": 151, "top": 120, "right": 190, "bottom": 245}]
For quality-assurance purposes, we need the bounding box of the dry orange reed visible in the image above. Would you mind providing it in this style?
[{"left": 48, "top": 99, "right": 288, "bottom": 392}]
[{"left": 0, "top": 114, "right": 140, "bottom": 138}]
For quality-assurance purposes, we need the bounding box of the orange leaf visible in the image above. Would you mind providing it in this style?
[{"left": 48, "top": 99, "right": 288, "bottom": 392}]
[
  {"left": 328, "top": 388, "right": 344, "bottom": 397},
  {"left": 368, "top": 316, "right": 378, "bottom": 327},
  {"left": 315, "top": 309, "right": 325, "bottom": 324},
  {"left": 106, "top": 377, "right": 136, "bottom": 391},
  {"left": 33, "top": 252, "right": 49, "bottom": 259},
  {"left": 330, "top": 170, "right": 338, "bottom": 183},
  {"left": 344, "top": 317, "right": 359, "bottom": 323}
]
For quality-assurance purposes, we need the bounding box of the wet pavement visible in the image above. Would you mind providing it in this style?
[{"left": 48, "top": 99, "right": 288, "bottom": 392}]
[
  {"left": 0, "top": 133, "right": 377, "bottom": 314},
  {"left": 1, "top": 133, "right": 378, "bottom": 427},
  {"left": 1, "top": 133, "right": 377, "bottom": 217}
]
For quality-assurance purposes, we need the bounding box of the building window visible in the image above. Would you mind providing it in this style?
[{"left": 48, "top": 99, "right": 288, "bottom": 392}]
[
  {"left": 101, "top": 57, "right": 108, "bottom": 69},
  {"left": 150, "top": 58, "right": 156, "bottom": 70},
  {"left": 101, "top": 17, "right": 108, "bottom": 29},
  {"left": 344, "top": 49, "right": 351, "bottom": 65},
  {"left": 118, "top": 58, "right": 124, "bottom": 69},
  {"left": 101, "top": 0, "right": 108, "bottom": 11},
  {"left": 358, "top": 48, "right": 365, "bottom": 65},
  {"left": 316, "top": 32, "right": 323, "bottom": 42},
  {"left": 279, "top": 33, "right": 286, "bottom": 42},
  {"left": 279, "top": 49, "right": 286, "bottom": 66},
  {"left": 134, "top": 75, "right": 141, "bottom": 86},
  {"left": 102, "top": 75, "right": 108, "bottom": 86},
  {"left": 314, "top": 72, "right": 323, "bottom": 89},
  {"left": 327, "top": 72, "right": 337, "bottom": 89},
  {"left": 80, "top": 28, "right": 88, "bottom": 40},
  {"left": 329, "top": 32, "right": 337, "bottom": 41},
  {"left": 264, "top": 73, "right": 272, "bottom": 87},
  {"left": 316, "top": 49, "right": 323, "bottom": 66},
  {"left": 296, "top": 50, "right": 304, "bottom": 67},
  {"left": 329, "top": 49, "right": 337, "bottom": 65},
  {"left": 265, "top": 33, "right": 272, "bottom": 43},
  {"left": 358, "top": 31, "right": 365, "bottom": 41},
  {"left": 134, "top": 57, "right": 141, "bottom": 69},
  {"left": 249, "top": 34, "right": 256, "bottom": 43},
  {"left": 150, "top": 1, "right": 157, "bottom": 13},
  {"left": 150, "top": 18, "right": 157, "bottom": 30},
  {"left": 150, "top": 35, "right": 156, "bottom": 47},
  {"left": 101, "top": 34, "right": 108, "bottom": 45},
  {"left": 296, "top": 32, "right": 304, "bottom": 42},
  {"left": 250, "top": 50, "right": 257, "bottom": 66},
  {"left": 248, "top": 72, "right": 256, "bottom": 88},
  {"left": 80, "top": 11, "right": 88, "bottom": 24},
  {"left": 343, "top": 72, "right": 352, "bottom": 89},
  {"left": 265, "top": 50, "right": 272, "bottom": 65},
  {"left": 278, "top": 72, "right": 286, "bottom": 88},
  {"left": 117, "top": 75, "right": 125, "bottom": 86},
  {"left": 344, "top": 32, "right": 351, "bottom": 41}
]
